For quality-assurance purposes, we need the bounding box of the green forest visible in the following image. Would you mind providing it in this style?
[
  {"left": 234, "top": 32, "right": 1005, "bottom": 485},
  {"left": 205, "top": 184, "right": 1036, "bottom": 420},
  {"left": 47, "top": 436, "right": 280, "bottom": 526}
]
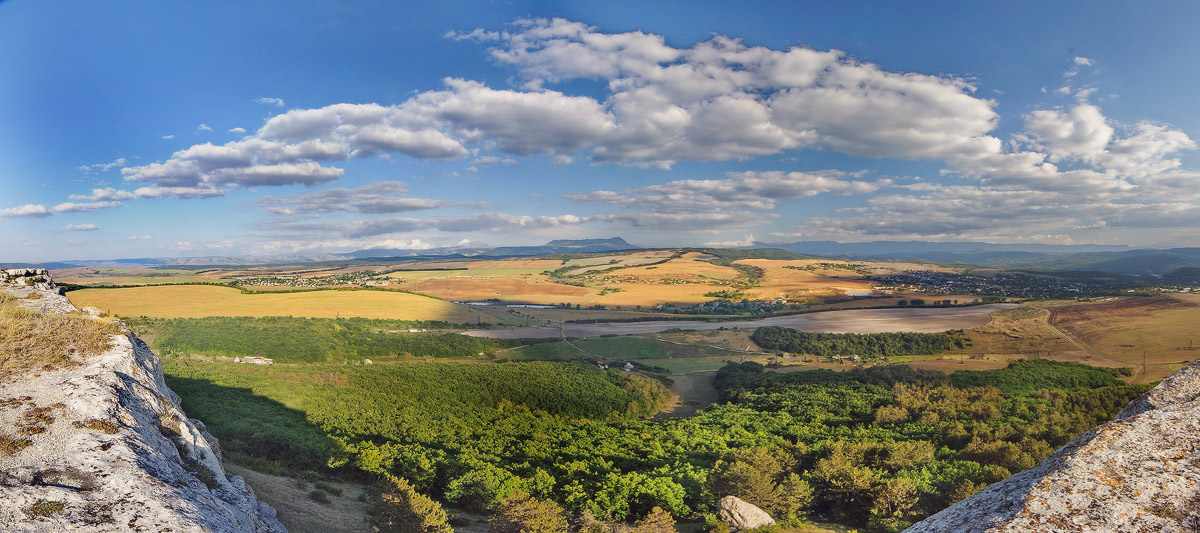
[
  {"left": 750, "top": 326, "right": 968, "bottom": 359},
  {"left": 162, "top": 357, "right": 1146, "bottom": 531},
  {"left": 129, "top": 316, "right": 549, "bottom": 362}
]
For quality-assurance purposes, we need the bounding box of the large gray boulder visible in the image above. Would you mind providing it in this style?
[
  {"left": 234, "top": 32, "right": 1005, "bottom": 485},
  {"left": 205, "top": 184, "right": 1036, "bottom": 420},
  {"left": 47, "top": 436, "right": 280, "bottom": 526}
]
[{"left": 717, "top": 495, "right": 775, "bottom": 532}]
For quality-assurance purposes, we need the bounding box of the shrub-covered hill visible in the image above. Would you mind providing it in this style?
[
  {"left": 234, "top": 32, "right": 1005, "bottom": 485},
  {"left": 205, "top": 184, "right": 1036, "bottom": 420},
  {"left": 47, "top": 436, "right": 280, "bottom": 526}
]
[
  {"left": 131, "top": 316, "right": 549, "bottom": 362},
  {"left": 165, "top": 357, "right": 1147, "bottom": 531}
]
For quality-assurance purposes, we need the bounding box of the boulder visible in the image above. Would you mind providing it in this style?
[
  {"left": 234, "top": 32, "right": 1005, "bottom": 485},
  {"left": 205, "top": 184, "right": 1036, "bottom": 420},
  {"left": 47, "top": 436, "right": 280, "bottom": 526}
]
[{"left": 717, "top": 496, "right": 775, "bottom": 532}]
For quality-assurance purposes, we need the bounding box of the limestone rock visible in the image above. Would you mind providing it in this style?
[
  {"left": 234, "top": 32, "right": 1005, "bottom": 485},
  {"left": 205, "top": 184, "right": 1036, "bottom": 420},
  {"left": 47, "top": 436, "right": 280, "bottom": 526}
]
[
  {"left": 0, "top": 277, "right": 286, "bottom": 532},
  {"left": 717, "top": 495, "right": 775, "bottom": 532},
  {"left": 908, "top": 359, "right": 1200, "bottom": 533}
]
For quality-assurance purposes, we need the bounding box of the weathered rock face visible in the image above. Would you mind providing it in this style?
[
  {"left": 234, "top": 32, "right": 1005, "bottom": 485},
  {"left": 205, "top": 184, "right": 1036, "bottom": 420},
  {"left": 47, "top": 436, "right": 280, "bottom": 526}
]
[
  {"left": 908, "top": 359, "right": 1200, "bottom": 533},
  {"left": 717, "top": 495, "right": 775, "bottom": 532},
  {"left": 0, "top": 269, "right": 286, "bottom": 532}
]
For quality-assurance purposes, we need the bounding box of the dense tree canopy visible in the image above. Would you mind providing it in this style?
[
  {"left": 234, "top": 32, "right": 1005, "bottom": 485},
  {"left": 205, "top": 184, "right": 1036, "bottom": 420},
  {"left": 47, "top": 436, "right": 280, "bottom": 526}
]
[{"left": 164, "top": 357, "right": 1146, "bottom": 531}]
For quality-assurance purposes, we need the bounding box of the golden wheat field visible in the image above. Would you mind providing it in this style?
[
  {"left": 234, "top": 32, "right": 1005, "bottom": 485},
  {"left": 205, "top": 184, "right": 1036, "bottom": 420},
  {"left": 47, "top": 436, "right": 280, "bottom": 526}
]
[{"left": 67, "top": 285, "right": 479, "bottom": 322}]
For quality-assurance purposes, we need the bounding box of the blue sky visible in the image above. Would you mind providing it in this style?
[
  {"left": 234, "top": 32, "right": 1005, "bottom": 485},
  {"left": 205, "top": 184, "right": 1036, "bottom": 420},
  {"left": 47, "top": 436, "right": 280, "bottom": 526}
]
[{"left": 3, "top": 1, "right": 1200, "bottom": 261}]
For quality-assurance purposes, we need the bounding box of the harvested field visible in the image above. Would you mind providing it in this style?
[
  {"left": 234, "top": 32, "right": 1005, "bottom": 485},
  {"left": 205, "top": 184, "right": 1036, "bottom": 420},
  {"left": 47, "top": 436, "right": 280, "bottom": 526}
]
[
  {"left": 66, "top": 285, "right": 479, "bottom": 322},
  {"left": 1048, "top": 296, "right": 1200, "bottom": 380},
  {"left": 736, "top": 259, "right": 877, "bottom": 300}
]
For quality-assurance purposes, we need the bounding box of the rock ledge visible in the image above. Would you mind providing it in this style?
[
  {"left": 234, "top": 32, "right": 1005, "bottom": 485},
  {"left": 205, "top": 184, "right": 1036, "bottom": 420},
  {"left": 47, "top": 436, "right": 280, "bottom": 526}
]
[{"left": 0, "top": 269, "right": 286, "bottom": 532}]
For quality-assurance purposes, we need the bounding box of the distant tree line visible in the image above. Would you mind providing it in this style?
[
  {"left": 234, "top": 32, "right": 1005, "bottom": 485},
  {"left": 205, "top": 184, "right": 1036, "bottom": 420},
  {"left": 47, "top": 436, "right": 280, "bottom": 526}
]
[{"left": 750, "top": 326, "right": 967, "bottom": 358}]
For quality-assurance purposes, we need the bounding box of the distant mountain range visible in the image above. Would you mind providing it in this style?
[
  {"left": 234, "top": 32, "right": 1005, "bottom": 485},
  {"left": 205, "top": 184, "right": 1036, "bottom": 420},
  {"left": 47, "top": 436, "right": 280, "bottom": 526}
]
[
  {"left": 8, "top": 237, "right": 1200, "bottom": 277},
  {"left": 755, "top": 241, "right": 1200, "bottom": 275},
  {"left": 343, "top": 237, "right": 639, "bottom": 260}
]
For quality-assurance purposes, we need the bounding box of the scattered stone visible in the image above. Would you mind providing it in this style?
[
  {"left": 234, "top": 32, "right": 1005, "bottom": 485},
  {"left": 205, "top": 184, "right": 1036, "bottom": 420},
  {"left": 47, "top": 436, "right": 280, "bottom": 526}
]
[{"left": 717, "top": 495, "right": 775, "bottom": 532}]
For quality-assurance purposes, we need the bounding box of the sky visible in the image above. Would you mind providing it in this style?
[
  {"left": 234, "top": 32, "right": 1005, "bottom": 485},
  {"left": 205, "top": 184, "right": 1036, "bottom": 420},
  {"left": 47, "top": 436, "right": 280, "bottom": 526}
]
[{"left": 3, "top": 1, "right": 1200, "bottom": 261}]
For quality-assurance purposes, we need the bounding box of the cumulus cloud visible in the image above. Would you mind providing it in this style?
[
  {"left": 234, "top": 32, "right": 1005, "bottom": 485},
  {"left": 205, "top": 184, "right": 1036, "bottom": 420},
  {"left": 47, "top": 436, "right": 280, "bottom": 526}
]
[
  {"left": 119, "top": 18, "right": 1005, "bottom": 191},
  {"left": 69, "top": 187, "right": 137, "bottom": 201},
  {"left": 566, "top": 170, "right": 887, "bottom": 212},
  {"left": 263, "top": 211, "right": 588, "bottom": 238},
  {"left": 134, "top": 186, "right": 226, "bottom": 199},
  {"left": 197, "top": 123, "right": 213, "bottom": 132},
  {"left": 53, "top": 201, "right": 123, "bottom": 213},
  {"left": 61, "top": 224, "right": 99, "bottom": 232},
  {"left": 790, "top": 183, "right": 1200, "bottom": 243},
  {"left": 78, "top": 158, "right": 128, "bottom": 174},
  {"left": 1074, "top": 56, "right": 1094, "bottom": 66},
  {"left": 0, "top": 204, "right": 51, "bottom": 219},
  {"left": 704, "top": 233, "right": 756, "bottom": 247},
  {"left": 228, "top": 127, "right": 247, "bottom": 134},
  {"left": 256, "top": 181, "right": 488, "bottom": 215},
  {"left": 254, "top": 97, "right": 285, "bottom": 107}
]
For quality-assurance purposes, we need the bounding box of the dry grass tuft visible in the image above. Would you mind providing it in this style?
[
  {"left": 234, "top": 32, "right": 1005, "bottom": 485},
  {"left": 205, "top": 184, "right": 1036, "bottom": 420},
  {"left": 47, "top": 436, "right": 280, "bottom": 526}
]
[
  {"left": 0, "top": 433, "right": 33, "bottom": 456},
  {"left": 25, "top": 499, "right": 65, "bottom": 517},
  {"left": 73, "top": 418, "right": 121, "bottom": 434},
  {"left": 0, "top": 292, "right": 122, "bottom": 379}
]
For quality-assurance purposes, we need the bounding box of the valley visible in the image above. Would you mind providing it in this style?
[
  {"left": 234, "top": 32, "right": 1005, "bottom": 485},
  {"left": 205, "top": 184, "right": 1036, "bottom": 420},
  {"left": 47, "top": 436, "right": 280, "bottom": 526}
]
[{"left": 50, "top": 247, "right": 1200, "bottom": 532}]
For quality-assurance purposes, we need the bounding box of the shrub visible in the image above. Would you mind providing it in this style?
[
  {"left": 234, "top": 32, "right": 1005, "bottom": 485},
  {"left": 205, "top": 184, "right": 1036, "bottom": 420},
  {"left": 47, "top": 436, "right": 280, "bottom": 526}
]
[
  {"left": 371, "top": 474, "right": 452, "bottom": 533},
  {"left": 308, "top": 490, "right": 330, "bottom": 504},
  {"left": 489, "top": 490, "right": 568, "bottom": 533},
  {"left": 26, "top": 500, "right": 65, "bottom": 517}
]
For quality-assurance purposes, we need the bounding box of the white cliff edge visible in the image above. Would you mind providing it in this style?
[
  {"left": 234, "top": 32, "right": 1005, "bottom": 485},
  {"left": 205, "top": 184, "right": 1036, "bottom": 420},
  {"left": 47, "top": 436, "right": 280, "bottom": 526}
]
[
  {"left": 0, "top": 269, "right": 286, "bottom": 532},
  {"left": 907, "top": 358, "right": 1200, "bottom": 532}
]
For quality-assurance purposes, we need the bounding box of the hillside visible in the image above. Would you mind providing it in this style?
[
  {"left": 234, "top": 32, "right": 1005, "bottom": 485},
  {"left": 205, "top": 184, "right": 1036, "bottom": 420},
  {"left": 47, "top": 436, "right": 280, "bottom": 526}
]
[
  {"left": 0, "top": 269, "right": 285, "bottom": 532},
  {"left": 908, "top": 359, "right": 1200, "bottom": 532}
]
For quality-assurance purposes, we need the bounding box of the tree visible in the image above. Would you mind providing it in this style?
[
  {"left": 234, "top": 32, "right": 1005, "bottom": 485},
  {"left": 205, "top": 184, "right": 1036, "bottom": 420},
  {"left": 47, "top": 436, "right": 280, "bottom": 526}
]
[
  {"left": 708, "top": 447, "right": 782, "bottom": 509},
  {"left": 633, "top": 506, "right": 676, "bottom": 533},
  {"left": 371, "top": 474, "right": 452, "bottom": 533},
  {"left": 490, "top": 490, "right": 570, "bottom": 533}
]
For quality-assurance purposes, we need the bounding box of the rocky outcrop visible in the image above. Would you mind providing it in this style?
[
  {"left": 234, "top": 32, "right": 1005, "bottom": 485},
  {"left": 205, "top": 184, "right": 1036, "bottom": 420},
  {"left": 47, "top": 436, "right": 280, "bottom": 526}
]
[
  {"left": 908, "top": 359, "right": 1200, "bottom": 533},
  {"left": 0, "top": 269, "right": 286, "bottom": 532},
  {"left": 717, "top": 495, "right": 775, "bottom": 532}
]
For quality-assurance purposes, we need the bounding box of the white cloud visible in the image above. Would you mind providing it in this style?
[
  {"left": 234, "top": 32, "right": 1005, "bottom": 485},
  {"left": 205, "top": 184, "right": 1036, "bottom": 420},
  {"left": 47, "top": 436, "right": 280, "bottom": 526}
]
[
  {"left": 704, "top": 233, "right": 756, "bottom": 247},
  {"left": 134, "top": 186, "right": 226, "bottom": 199},
  {"left": 162, "top": 134, "right": 175, "bottom": 139},
  {"left": 0, "top": 204, "right": 51, "bottom": 219},
  {"left": 52, "top": 201, "right": 123, "bottom": 213},
  {"left": 566, "top": 170, "right": 887, "bottom": 212},
  {"left": 78, "top": 158, "right": 127, "bottom": 174},
  {"left": 228, "top": 127, "right": 247, "bottom": 134},
  {"left": 128, "top": 235, "right": 152, "bottom": 240},
  {"left": 171, "top": 240, "right": 236, "bottom": 252},
  {"left": 69, "top": 187, "right": 137, "bottom": 201},
  {"left": 62, "top": 224, "right": 99, "bottom": 232},
  {"left": 254, "top": 97, "right": 285, "bottom": 107},
  {"left": 197, "top": 123, "right": 213, "bottom": 132},
  {"left": 256, "top": 181, "right": 487, "bottom": 215},
  {"left": 1074, "top": 56, "right": 1094, "bottom": 66},
  {"left": 122, "top": 18, "right": 1004, "bottom": 186},
  {"left": 1021, "top": 104, "right": 1114, "bottom": 163}
]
